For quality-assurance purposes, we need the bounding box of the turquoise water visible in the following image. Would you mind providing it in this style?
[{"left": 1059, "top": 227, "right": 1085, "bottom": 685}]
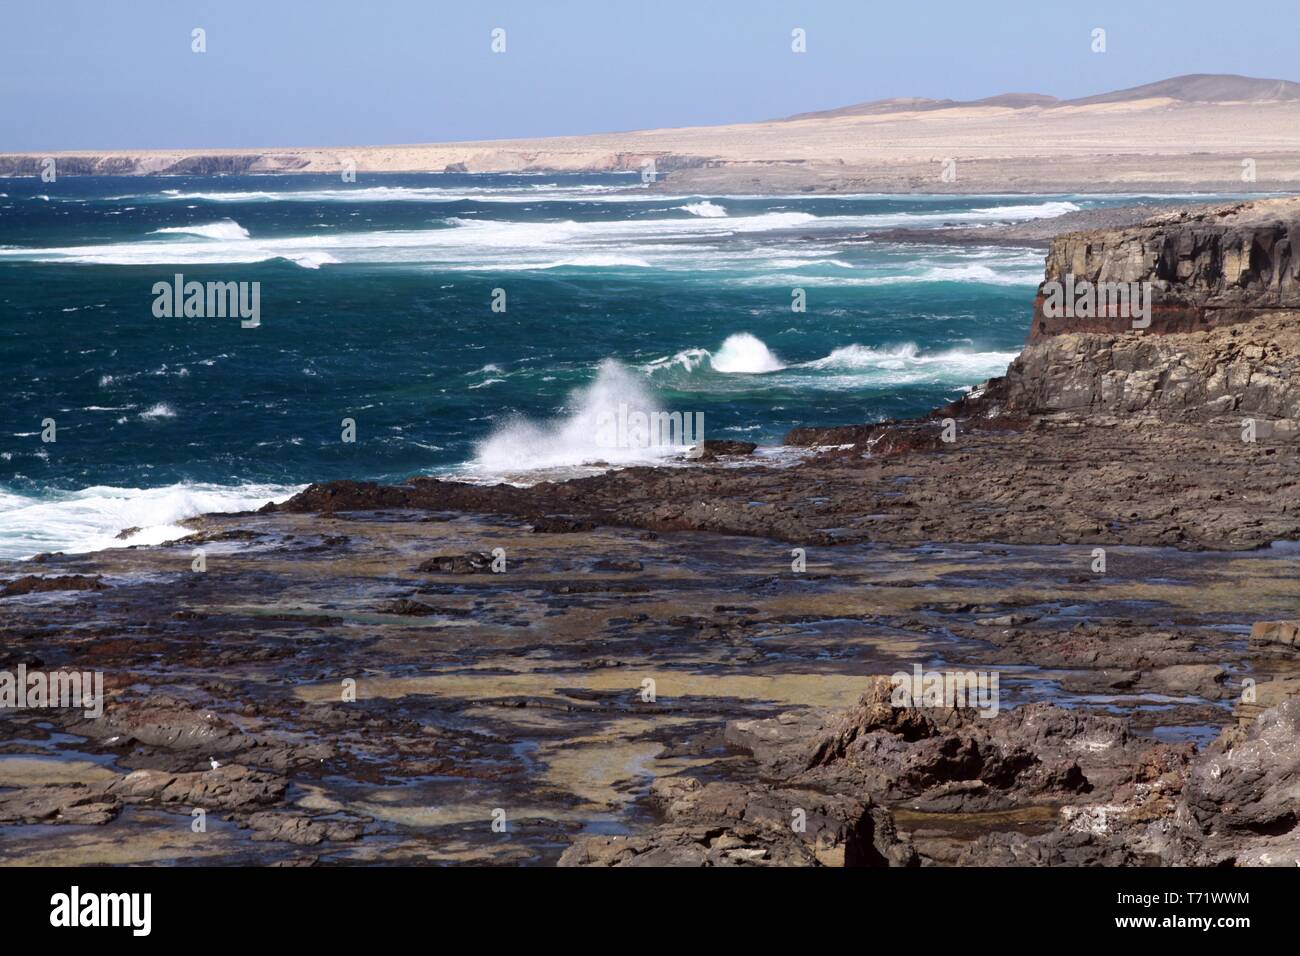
[{"left": 0, "top": 173, "right": 1205, "bottom": 556}]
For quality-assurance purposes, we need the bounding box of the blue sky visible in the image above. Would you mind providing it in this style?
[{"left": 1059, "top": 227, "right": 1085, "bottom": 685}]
[{"left": 3, "top": 0, "right": 1295, "bottom": 150}]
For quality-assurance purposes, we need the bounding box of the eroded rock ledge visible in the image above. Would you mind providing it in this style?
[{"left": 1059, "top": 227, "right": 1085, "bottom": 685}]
[
  {"left": 963, "top": 313, "right": 1300, "bottom": 422},
  {"left": 562, "top": 677, "right": 1300, "bottom": 867},
  {"left": 1030, "top": 197, "right": 1300, "bottom": 339}
]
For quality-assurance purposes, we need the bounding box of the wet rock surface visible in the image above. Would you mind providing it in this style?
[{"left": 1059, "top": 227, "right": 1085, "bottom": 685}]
[
  {"left": 4, "top": 198, "right": 1300, "bottom": 866},
  {"left": 560, "top": 776, "right": 915, "bottom": 867},
  {"left": 1171, "top": 699, "right": 1300, "bottom": 866},
  {"left": 2, "top": 501, "right": 1297, "bottom": 865},
  {"left": 269, "top": 408, "right": 1299, "bottom": 552},
  {"left": 1, "top": 574, "right": 108, "bottom": 597}
]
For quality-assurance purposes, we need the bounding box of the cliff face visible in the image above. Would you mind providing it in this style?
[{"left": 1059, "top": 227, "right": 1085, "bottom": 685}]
[
  {"left": 1030, "top": 198, "right": 1300, "bottom": 340},
  {"left": 968, "top": 198, "right": 1300, "bottom": 423},
  {"left": 976, "top": 314, "right": 1300, "bottom": 423},
  {"left": 0, "top": 151, "right": 705, "bottom": 178},
  {"left": 0, "top": 154, "right": 314, "bottom": 176}
]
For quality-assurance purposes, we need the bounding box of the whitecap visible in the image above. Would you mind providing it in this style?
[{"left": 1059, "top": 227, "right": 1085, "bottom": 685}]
[
  {"left": 138, "top": 403, "right": 176, "bottom": 420},
  {"left": 0, "top": 482, "right": 300, "bottom": 560},
  {"left": 791, "top": 342, "right": 1018, "bottom": 386},
  {"left": 150, "top": 220, "right": 251, "bottom": 241},
  {"left": 678, "top": 201, "right": 728, "bottom": 218},
  {"left": 710, "top": 333, "right": 787, "bottom": 373}
]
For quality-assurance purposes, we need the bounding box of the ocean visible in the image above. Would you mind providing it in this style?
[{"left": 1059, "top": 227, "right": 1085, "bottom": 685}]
[{"left": 0, "top": 172, "right": 1208, "bottom": 558}]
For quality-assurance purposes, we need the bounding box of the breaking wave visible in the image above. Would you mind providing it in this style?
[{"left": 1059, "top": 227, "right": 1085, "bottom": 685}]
[
  {"left": 679, "top": 201, "right": 728, "bottom": 218},
  {"left": 470, "top": 360, "right": 691, "bottom": 477},
  {"left": 0, "top": 197, "right": 1072, "bottom": 274},
  {"left": 709, "top": 333, "right": 787, "bottom": 373},
  {"left": 646, "top": 335, "right": 1017, "bottom": 389},
  {"left": 802, "top": 342, "right": 1017, "bottom": 375},
  {"left": 150, "top": 220, "right": 251, "bottom": 241},
  {"left": 0, "top": 482, "right": 300, "bottom": 561}
]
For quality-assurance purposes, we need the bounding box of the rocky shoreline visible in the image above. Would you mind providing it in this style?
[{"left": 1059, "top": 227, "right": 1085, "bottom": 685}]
[{"left": 3, "top": 198, "right": 1300, "bottom": 866}]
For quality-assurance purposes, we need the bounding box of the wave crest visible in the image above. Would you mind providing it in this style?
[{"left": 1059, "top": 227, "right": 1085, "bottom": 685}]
[
  {"left": 709, "top": 333, "right": 787, "bottom": 373},
  {"left": 678, "top": 201, "right": 728, "bottom": 218},
  {"left": 0, "top": 482, "right": 300, "bottom": 560},
  {"left": 151, "top": 220, "right": 250, "bottom": 241},
  {"left": 471, "top": 360, "right": 690, "bottom": 476}
]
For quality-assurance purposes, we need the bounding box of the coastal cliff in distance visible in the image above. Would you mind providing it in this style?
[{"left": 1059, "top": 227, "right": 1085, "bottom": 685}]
[
  {"left": 968, "top": 197, "right": 1300, "bottom": 426},
  {"left": 4, "top": 74, "right": 1300, "bottom": 193}
]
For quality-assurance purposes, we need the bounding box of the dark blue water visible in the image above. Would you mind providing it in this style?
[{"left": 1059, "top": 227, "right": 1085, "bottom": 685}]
[{"left": 0, "top": 173, "right": 1206, "bottom": 556}]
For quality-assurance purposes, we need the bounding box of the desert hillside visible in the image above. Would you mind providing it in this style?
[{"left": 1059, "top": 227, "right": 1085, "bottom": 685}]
[{"left": 2, "top": 73, "right": 1299, "bottom": 193}]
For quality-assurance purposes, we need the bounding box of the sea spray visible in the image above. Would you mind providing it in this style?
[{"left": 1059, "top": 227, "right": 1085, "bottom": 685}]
[
  {"left": 0, "top": 482, "right": 301, "bottom": 561},
  {"left": 710, "top": 333, "right": 787, "bottom": 373},
  {"left": 473, "top": 360, "right": 701, "bottom": 473}
]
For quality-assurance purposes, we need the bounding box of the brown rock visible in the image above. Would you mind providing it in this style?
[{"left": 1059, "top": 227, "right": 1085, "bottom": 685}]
[
  {"left": 107, "top": 764, "right": 287, "bottom": 810},
  {"left": 1251, "top": 620, "right": 1300, "bottom": 647},
  {"left": 0, "top": 575, "right": 108, "bottom": 598},
  {"left": 416, "top": 552, "right": 495, "bottom": 574},
  {"left": 0, "top": 785, "right": 120, "bottom": 825}
]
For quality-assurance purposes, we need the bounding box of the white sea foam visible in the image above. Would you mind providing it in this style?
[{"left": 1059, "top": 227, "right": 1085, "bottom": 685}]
[
  {"left": 287, "top": 251, "right": 339, "bottom": 269},
  {"left": 709, "top": 333, "right": 787, "bottom": 373},
  {"left": 730, "top": 263, "right": 1043, "bottom": 287},
  {"left": 138, "top": 403, "right": 176, "bottom": 420},
  {"left": 460, "top": 253, "right": 653, "bottom": 271},
  {"left": 645, "top": 348, "right": 712, "bottom": 374},
  {"left": 103, "top": 188, "right": 1089, "bottom": 226},
  {"left": 801, "top": 342, "right": 1013, "bottom": 372},
  {"left": 968, "top": 201, "right": 1080, "bottom": 218},
  {"left": 0, "top": 482, "right": 300, "bottom": 561},
  {"left": 647, "top": 336, "right": 1016, "bottom": 389},
  {"left": 789, "top": 342, "right": 1018, "bottom": 387},
  {"left": 0, "top": 198, "right": 1072, "bottom": 273},
  {"left": 646, "top": 334, "right": 789, "bottom": 376},
  {"left": 150, "top": 220, "right": 251, "bottom": 240},
  {"left": 0, "top": 211, "right": 815, "bottom": 270},
  {"left": 470, "top": 360, "right": 686, "bottom": 476},
  {"left": 679, "top": 200, "right": 728, "bottom": 218}
]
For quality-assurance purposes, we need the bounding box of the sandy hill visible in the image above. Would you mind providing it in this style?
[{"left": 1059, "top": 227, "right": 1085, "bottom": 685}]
[
  {"left": 789, "top": 73, "right": 1300, "bottom": 119},
  {"left": 1066, "top": 73, "right": 1300, "bottom": 106},
  {"left": 3, "top": 74, "right": 1299, "bottom": 194}
]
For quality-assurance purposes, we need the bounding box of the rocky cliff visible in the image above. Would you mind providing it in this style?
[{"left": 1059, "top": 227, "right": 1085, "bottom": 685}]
[
  {"left": 0, "top": 154, "right": 314, "bottom": 176},
  {"left": 0, "top": 150, "right": 705, "bottom": 178},
  {"left": 969, "top": 198, "right": 1300, "bottom": 423},
  {"left": 1030, "top": 198, "right": 1300, "bottom": 339},
  {"left": 971, "top": 314, "right": 1300, "bottom": 423}
]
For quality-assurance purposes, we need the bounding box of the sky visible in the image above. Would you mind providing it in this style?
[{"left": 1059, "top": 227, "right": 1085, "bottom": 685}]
[{"left": 2, "top": 0, "right": 1296, "bottom": 151}]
